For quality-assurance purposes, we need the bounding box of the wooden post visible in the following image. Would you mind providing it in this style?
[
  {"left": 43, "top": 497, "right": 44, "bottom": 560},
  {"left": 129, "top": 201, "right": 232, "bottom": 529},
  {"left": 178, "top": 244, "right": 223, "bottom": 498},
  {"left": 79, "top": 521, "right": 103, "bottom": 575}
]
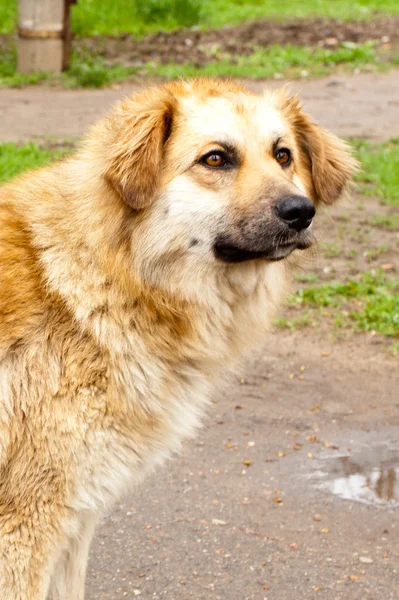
[{"left": 17, "top": 0, "right": 74, "bottom": 74}]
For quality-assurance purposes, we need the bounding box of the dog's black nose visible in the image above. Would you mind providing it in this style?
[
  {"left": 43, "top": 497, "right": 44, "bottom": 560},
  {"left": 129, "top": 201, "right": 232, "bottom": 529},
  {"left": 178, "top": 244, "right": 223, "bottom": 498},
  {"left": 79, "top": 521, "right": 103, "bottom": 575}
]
[{"left": 275, "top": 196, "right": 316, "bottom": 232}]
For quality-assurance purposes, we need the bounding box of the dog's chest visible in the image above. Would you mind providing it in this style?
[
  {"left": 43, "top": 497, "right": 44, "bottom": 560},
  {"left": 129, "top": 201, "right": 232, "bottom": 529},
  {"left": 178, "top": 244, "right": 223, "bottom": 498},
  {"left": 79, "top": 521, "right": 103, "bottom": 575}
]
[{"left": 72, "top": 332, "right": 213, "bottom": 512}]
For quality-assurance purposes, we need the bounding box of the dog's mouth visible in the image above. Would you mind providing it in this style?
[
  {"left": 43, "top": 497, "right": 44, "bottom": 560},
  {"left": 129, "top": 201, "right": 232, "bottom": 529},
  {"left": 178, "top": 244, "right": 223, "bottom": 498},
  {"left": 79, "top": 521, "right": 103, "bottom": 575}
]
[{"left": 214, "top": 232, "right": 313, "bottom": 264}]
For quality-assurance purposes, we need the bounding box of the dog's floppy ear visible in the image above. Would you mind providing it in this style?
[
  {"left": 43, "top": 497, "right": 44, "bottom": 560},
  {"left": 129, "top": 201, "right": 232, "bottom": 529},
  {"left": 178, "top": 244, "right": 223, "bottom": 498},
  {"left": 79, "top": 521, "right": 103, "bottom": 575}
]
[
  {"left": 281, "top": 94, "right": 358, "bottom": 205},
  {"left": 103, "top": 87, "right": 176, "bottom": 209}
]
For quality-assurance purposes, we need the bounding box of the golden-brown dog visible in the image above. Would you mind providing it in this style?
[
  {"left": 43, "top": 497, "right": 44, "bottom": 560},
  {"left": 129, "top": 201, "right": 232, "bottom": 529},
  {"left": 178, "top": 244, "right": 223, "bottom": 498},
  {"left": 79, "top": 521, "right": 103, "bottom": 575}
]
[{"left": 0, "top": 78, "right": 356, "bottom": 599}]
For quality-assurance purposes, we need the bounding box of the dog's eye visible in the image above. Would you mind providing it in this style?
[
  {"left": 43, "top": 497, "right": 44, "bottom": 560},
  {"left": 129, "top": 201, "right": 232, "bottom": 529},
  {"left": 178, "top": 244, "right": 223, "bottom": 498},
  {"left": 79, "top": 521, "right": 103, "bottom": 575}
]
[
  {"left": 202, "top": 153, "right": 226, "bottom": 168},
  {"left": 275, "top": 148, "right": 291, "bottom": 167}
]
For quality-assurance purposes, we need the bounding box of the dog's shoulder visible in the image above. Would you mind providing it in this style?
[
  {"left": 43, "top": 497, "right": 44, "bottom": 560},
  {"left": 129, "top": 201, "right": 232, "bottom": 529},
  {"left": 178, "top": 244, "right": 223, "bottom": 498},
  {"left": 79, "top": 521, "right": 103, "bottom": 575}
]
[{"left": 0, "top": 193, "right": 47, "bottom": 354}]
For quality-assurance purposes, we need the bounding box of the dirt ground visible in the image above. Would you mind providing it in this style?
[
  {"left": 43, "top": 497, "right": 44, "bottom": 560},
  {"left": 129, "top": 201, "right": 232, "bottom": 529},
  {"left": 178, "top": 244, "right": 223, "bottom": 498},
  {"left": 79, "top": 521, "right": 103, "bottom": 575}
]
[
  {"left": 1, "top": 70, "right": 398, "bottom": 599},
  {"left": 2, "top": 16, "right": 399, "bottom": 67},
  {"left": 1, "top": 70, "right": 399, "bottom": 143},
  {"left": 78, "top": 16, "right": 399, "bottom": 67}
]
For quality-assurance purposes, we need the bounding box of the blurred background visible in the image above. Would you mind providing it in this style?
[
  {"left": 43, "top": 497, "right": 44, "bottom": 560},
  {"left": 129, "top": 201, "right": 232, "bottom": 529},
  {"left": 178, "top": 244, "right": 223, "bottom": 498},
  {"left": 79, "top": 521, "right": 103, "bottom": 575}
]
[{"left": 0, "top": 2, "right": 398, "bottom": 598}]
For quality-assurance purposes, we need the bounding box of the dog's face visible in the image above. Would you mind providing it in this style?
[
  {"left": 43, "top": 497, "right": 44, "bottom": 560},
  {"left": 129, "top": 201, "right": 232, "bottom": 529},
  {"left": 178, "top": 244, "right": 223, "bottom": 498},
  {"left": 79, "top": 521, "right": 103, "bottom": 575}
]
[{"left": 101, "top": 80, "right": 356, "bottom": 292}]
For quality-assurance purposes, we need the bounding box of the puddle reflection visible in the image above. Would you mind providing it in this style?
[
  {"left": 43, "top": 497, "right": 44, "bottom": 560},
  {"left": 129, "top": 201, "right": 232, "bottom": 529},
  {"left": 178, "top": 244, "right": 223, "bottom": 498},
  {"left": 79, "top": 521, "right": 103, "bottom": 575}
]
[{"left": 314, "top": 445, "right": 399, "bottom": 507}]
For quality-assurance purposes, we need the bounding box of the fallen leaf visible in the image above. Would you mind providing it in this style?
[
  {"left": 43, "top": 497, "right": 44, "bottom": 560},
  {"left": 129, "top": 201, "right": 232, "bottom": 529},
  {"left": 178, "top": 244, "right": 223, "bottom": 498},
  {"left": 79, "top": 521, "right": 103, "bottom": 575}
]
[
  {"left": 321, "top": 528, "right": 329, "bottom": 533},
  {"left": 243, "top": 460, "right": 252, "bottom": 467},
  {"left": 314, "top": 514, "right": 322, "bottom": 521},
  {"left": 348, "top": 575, "right": 359, "bottom": 582},
  {"left": 273, "top": 497, "right": 283, "bottom": 503}
]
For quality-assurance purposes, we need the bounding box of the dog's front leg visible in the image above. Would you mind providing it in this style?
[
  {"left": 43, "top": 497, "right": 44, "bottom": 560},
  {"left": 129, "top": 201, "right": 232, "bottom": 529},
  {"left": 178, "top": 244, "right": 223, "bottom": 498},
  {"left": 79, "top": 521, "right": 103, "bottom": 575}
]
[
  {"left": 47, "top": 513, "right": 97, "bottom": 600},
  {"left": 0, "top": 533, "right": 55, "bottom": 600}
]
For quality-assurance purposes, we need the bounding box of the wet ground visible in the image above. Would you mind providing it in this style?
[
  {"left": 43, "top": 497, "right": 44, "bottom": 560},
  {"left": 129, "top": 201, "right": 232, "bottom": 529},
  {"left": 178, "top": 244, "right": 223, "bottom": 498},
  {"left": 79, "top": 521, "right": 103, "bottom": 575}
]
[
  {"left": 1, "top": 69, "right": 398, "bottom": 599},
  {"left": 86, "top": 333, "right": 399, "bottom": 600}
]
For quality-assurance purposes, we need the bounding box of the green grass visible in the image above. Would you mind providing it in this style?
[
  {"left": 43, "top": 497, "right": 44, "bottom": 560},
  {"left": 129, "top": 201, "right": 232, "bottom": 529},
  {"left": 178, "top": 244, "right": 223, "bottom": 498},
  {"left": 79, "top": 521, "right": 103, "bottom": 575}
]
[
  {"left": 353, "top": 138, "right": 399, "bottom": 206},
  {"left": 144, "top": 41, "right": 392, "bottom": 80},
  {"left": 200, "top": 0, "right": 399, "bottom": 30},
  {"left": 287, "top": 271, "right": 399, "bottom": 337},
  {"left": 0, "top": 48, "right": 136, "bottom": 88},
  {"left": 2, "top": 41, "right": 394, "bottom": 88},
  {"left": 0, "top": 143, "right": 71, "bottom": 183},
  {"left": 322, "top": 242, "right": 343, "bottom": 258},
  {"left": 2, "top": 0, "right": 399, "bottom": 36},
  {"left": 369, "top": 215, "right": 399, "bottom": 230}
]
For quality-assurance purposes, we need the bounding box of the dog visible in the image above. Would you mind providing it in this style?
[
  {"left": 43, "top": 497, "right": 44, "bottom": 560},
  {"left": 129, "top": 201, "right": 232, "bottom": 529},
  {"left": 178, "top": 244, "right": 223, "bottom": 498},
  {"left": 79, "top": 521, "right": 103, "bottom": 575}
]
[{"left": 0, "top": 78, "right": 357, "bottom": 599}]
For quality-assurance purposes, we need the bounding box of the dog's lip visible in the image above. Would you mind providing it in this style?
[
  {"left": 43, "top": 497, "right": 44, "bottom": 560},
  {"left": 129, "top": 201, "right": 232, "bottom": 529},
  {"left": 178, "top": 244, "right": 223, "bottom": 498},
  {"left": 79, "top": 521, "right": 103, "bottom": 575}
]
[{"left": 214, "top": 235, "right": 312, "bottom": 264}]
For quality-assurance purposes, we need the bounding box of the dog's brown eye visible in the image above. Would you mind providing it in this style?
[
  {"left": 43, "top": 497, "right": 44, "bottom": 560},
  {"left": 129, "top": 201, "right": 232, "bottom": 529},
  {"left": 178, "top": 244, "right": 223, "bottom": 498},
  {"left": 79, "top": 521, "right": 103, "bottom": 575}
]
[
  {"left": 204, "top": 153, "right": 225, "bottom": 168},
  {"left": 275, "top": 148, "right": 291, "bottom": 167}
]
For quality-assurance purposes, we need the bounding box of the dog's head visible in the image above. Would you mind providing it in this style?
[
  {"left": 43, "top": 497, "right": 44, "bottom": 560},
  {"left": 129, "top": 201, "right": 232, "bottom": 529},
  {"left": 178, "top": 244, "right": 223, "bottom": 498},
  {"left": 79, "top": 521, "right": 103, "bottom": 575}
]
[{"left": 97, "top": 80, "right": 357, "bottom": 292}]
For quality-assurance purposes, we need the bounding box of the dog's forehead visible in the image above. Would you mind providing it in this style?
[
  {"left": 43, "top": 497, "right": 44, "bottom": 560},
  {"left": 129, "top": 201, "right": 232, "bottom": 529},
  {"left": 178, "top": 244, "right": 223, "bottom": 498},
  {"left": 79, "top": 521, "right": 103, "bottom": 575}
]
[{"left": 177, "top": 93, "right": 288, "bottom": 145}]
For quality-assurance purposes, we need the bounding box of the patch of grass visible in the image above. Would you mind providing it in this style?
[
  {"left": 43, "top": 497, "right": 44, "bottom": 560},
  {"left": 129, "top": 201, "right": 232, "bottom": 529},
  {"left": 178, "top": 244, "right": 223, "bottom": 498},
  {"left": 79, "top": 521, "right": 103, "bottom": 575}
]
[
  {"left": 295, "top": 273, "right": 319, "bottom": 284},
  {"left": 352, "top": 138, "right": 399, "bottom": 206},
  {"left": 3, "top": 0, "right": 399, "bottom": 36},
  {"left": 0, "top": 143, "right": 71, "bottom": 183},
  {"left": 322, "top": 242, "right": 343, "bottom": 258},
  {"left": 64, "top": 50, "right": 136, "bottom": 88},
  {"left": 143, "top": 41, "right": 387, "bottom": 80},
  {"left": 369, "top": 215, "right": 399, "bottom": 230},
  {"left": 2, "top": 41, "right": 392, "bottom": 88},
  {"left": 0, "top": 2, "right": 16, "bottom": 34},
  {"left": 201, "top": 0, "right": 399, "bottom": 29},
  {"left": 290, "top": 271, "right": 399, "bottom": 337},
  {"left": 363, "top": 244, "right": 390, "bottom": 261},
  {"left": 274, "top": 312, "right": 313, "bottom": 331},
  {"left": 0, "top": 48, "right": 136, "bottom": 88}
]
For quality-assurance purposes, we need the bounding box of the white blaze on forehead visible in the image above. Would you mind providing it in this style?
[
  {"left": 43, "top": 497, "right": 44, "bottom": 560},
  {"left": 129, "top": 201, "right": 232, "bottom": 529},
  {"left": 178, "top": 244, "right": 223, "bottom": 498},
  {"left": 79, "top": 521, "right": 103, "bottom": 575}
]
[
  {"left": 178, "top": 94, "right": 287, "bottom": 150},
  {"left": 254, "top": 100, "right": 288, "bottom": 144}
]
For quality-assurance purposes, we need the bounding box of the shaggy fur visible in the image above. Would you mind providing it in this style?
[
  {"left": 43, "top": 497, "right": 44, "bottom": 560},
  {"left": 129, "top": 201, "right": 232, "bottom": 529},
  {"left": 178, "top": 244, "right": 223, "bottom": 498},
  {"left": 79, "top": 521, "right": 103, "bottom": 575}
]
[{"left": 0, "top": 79, "right": 357, "bottom": 599}]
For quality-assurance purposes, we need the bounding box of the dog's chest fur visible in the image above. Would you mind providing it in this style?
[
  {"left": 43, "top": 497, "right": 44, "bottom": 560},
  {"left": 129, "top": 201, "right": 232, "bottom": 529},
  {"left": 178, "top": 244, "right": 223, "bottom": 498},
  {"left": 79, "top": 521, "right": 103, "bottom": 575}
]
[{"left": 70, "top": 266, "right": 284, "bottom": 512}]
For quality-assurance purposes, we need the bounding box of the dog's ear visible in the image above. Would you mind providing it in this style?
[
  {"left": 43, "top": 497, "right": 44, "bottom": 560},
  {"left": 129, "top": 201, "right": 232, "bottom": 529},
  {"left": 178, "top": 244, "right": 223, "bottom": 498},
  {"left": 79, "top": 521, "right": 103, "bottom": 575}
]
[
  {"left": 103, "top": 87, "right": 176, "bottom": 209},
  {"left": 281, "top": 94, "right": 358, "bottom": 205}
]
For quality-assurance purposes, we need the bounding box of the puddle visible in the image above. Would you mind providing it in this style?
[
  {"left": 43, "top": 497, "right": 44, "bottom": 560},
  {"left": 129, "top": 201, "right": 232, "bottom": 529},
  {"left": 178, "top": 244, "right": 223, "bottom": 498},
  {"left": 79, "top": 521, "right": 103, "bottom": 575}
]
[{"left": 312, "top": 443, "right": 399, "bottom": 507}]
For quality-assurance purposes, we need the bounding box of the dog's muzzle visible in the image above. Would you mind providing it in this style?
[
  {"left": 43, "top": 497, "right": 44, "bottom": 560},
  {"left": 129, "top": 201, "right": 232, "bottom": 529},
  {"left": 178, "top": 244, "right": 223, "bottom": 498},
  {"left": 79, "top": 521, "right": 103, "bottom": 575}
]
[{"left": 214, "top": 195, "right": 315, "bottom": 264}]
